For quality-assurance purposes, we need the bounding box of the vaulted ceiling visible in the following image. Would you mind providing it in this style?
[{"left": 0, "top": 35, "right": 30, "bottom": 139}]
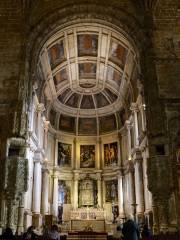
[{"left": 39, "top": 23, "right": 138, "bottom": 135}]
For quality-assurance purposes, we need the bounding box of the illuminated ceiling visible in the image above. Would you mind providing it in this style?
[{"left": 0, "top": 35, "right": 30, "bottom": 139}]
[{"left": 38, "top": 23, "right": 137, "bottom": 135}]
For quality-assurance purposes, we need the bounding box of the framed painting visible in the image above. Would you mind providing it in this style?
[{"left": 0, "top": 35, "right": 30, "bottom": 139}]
[
  {"left": 105, "top": 180, "right": 118, "bottom": 203},
  {"left": 80, "top": 145, "right": 95, "bottom": 168},
  {"left": 57, "top": 142, "right": 72, "bottom": 167},
  {"left": 104, "top": 142, "right": 118, "bottom": 167}
]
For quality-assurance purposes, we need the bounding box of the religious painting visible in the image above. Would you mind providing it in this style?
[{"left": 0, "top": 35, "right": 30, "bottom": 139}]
[
  {"left": 104, "top": 142, "right": 118, "bottom": 167},
  {"left": 79, "top": 63, "right": 96, "bottom": 79},
  {"left": 81, "top": 95, "right": 95, "bottom": 109},
  {"left": 95, "top": 93, "right": 109, "bottom": 108},
  {"left": 78, "top": 118, "right": 97, "bottom": 135},
  {"left": 58, "top": 180, "right": 71, "bottom": 205},
  {"left": 109, "top": 40, "right": 127, "bottom": 69},
  {"left": 99, "top": 114, "right": 117, "bottom": 134},
  {"left": 48, "top": 40, "right": 65, "bottom": 68},
  {"left": 78, "top": 34, "right": 98, "bottom": 56},
  {"left": 105, "top": 180, "right": 118, "bottom": 203},
  {"left": 57, "top": 142, "right": 72, "bottom": 167},
  {"left": 107, "top": 66, "right": 122, "bottom": 86},
  {"left": 53, "top": 68, "right": 68, "bottom": 87},
  {"left": 66, "top": 93, "right": 80, "bottom": 108},
  {"left": 59, "top": 114, "right": 75, "bottom": 133},
  {"left": 80, "top": 145, "right": 95, "bottom": 168}
]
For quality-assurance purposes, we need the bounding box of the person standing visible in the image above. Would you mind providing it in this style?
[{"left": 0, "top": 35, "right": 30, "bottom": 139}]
[
  {"left": 122, "top": 219, "right": 140, "bottom": 240},
  {"left": 141, "top": 224, "right": 153, "bottom": 240}
]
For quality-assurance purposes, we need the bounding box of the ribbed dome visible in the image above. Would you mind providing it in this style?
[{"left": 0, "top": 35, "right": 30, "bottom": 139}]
[{"left": 39, "top": 23, "right": 137, "bottom": 135}]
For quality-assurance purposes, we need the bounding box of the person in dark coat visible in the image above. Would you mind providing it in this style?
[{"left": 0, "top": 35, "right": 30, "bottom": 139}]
[
  {"left": 141, "top": 224, "right": 153, "bottom": 240},
  {"left": 2, "top": 227, "right": 16, "bottom": 240},
  {"left": 122, "top": 219, "right": 140, "bottom": 240}
]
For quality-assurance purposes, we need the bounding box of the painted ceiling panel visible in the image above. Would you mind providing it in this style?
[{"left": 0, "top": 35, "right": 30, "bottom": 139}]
[
  {"left": 81, "top": 95, "right": 95, "bottom": 109},
  {"left": 59, "top": 114, "right": 75, "bottom": 133},
  {"left": 48, "top": 41, "right": 65, "bottom": 68},
  {"left": 79, "top": 63, "right": 96, "bottom": 79},
  {"left": 66, "top": 93, "right": 80, "bottom": 108},
  {"left": 99, "top": 114, "right": 117, "bottom": 134},
  {"left": 58, "top": 88, "right": 72, "bottom": 103},
  {"left": 53, "top": 68, "right": 68, "bottom": 86},
  {"left": 95, "top": 93, "right": 109, "bottom": 108},
  {"left": 78, "top": 34, "right": 98, "bottom": 56},
  {"left": 78, "top": 118, "right": 97, "bottom": 135},
  {"left": 109, "top": 40, "right": 128, "bottom": 69}
]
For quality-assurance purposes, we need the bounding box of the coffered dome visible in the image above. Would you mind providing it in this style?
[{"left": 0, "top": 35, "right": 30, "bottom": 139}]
[{"left": 38, "top": 23, "right": 137, "bottom": 135}]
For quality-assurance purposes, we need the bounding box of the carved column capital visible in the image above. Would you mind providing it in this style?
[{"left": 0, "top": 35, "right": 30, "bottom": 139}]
[
  {"left": 130, "top": 103, "right": 139, "bottom": 112},
  {"left": 36, "top": 103, "right": 45, "bottom": 113}
]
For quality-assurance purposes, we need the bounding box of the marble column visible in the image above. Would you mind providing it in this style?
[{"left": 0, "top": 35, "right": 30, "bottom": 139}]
[
  {"left": 17, "top": 194, "right": 25, "bottom": 235},
  {"left": 32, "top": 159, "right": 42, "bottom": 214},
  {"left": 36, "top": 103, "right": 45, "bottom": 148},
  {"left": 41, "top": 168, "right": 49, "bottom": 215},
  {"left": 97, "top": 173, "right": 102, "bottom": 208},
  {"left": 130, "top": 103, "right": 139, "bottom": 147},
  {"left": 125, "top": 120, "right": 132, "bottom": 160},
  {"left": 43, "top": 120, "right": 49, "bottom": 157},
  {"left": 73, "top": 172, "right": 79, "bottom": 209},
  {"left": 118, "top": 172, "right": 125, "bottom": 218},
  {"left": 52, "top": 175, "right": 59, "bottom": 217},
  {"left": 128, "top": 163, "right": 136, "bottom": 220},
  {"left": 134, "top": 154, "right": 145, "bottom": 222}
]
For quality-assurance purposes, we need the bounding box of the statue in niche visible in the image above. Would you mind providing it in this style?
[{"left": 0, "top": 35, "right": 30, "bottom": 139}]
[{"left": 78, "top": 176, "right": 97, "bottom": 207}]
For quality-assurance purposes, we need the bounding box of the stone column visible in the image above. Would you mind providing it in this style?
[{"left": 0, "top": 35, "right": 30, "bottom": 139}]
[
  {"left": 134, "top": 151, "right": 145, "bottom": 222},
  {"left": 41, "top": 168, "right": 49, "bottom": 215},
  {"left": 17, "top": 193, "right": 25, "bottom": 235},
  {"left": 43, "top": 121, "right": 49, "bottom": 157},
  {"left": 118, "top": 172, "right": 125, "bottom": 218},
  {"left": 73, "top": 172, "right": 79, "bottom": 209},
  {"left": 97, "top": 173, "right": 102, "bottom": 208},
  {"left": 52, "top": 175, "right": 59, "bottom": 217},
  {"left": 125, "top": 120, "right": 132, "bottom": 160},
  {"left": 128, "top": 163, "right": 136, "bottom": 220},
  {"left": 130, "top": 103, "right": 139, "bottom": 147},
  {"left": 6, "top": 199, "right": 15, "bottom": 229},
  {"left": 152, "top": 197, "right": 159, "bottom": 235},
  {"left": 36, "top": 103, "right": 45, "bottom": 148},
  {"left": 32, "top": 158, "right": 42, "bottom": 214}
]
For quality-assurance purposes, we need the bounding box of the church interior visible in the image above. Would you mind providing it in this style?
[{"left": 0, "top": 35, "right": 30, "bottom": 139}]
[{"left": 0, "top": 0, "right": 180, "bottom": 239}]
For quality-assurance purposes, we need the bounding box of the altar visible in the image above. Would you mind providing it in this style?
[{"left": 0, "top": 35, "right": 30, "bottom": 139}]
[
  {"left": 70, "top": 207, "right": 105, "bottom": 231},
  {"left": 70, "top": 207, "right": 104, "bottom": 220},
  {"left": 70, "top": 219, "right": 105, "bottom": 232}
]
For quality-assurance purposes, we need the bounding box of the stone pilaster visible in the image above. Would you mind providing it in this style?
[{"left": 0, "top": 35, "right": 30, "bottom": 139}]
[
  {"left": 130, "top": 103, "right": 139, "bottom": 147},
  {"left": 127, "top": 161, "right": 136, "bottom": 220},
  {"left": 32, "top": 157, "right": 42, "bottom": 214},
  {"left": 117, "top": 171, "right": 125, "bottom": 218},
  {"left": 125, "top": 120, "right": 132, "bottom": 160},
  {"left": 52, "top": 174, "right": 59, "bottom": 217},
  {"left": 41, "top": 168, "right": 49, "bottom": 215},
  {"left": 73, "top": 172, "right": 79, "bottom": 209},
  {"left": 17, "top": 193, "right": 25, "bottom": 235},
  {"left": 133, "top": 151, "right": 145, "bottom": 222}
]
